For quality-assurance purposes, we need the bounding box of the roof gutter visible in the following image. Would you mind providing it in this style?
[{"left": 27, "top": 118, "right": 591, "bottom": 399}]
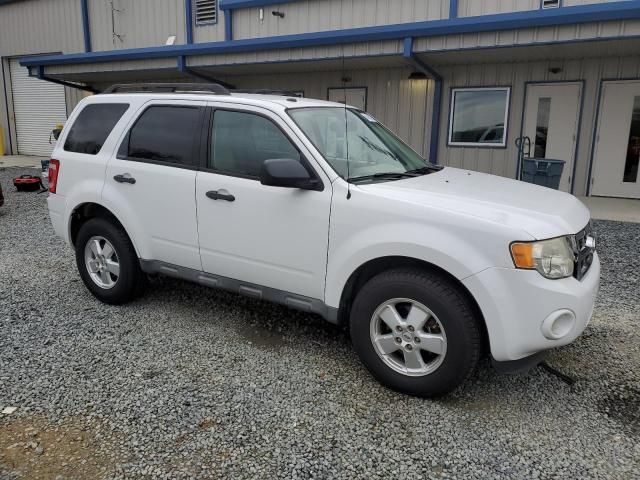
[
  {"left": 402, "top": 37, "right": 442, "bottom": 165},
  {"left": 20, "top": 1, "right": 640, "bottom": 67}
]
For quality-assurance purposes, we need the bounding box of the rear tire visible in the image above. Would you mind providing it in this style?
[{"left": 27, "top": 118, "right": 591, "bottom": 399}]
[
  {"left": 350, "top": 268, "right": 481, "bottom": 398},
  {"left": 75, "top": 217, "right": 145, "bottom": 304}
]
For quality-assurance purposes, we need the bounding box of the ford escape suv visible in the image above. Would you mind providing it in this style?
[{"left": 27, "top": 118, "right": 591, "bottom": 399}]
[{"left": 47, "top": 83, "right": 599, "bottom": 397}]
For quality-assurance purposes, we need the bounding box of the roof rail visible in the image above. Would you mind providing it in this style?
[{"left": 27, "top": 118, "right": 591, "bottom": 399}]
[
  {"left": 232, "top": 89, "right": 303, "bottom": 97},
  {"left": 102, "top": 83, "right": 231, "bottom": 95}
]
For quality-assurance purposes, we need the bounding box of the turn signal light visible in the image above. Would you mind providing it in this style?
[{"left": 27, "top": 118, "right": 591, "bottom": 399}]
[
  {"left": 48, "top": 159, "right": 60, "bottom": 194},
  {"left": 510, "top": 243, "right": 535, "bottom": 269}
]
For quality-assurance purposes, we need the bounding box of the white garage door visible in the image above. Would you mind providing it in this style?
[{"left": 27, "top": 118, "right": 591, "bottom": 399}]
[{"left": 9, "top": 58, "right": 67, "bottom": 156}]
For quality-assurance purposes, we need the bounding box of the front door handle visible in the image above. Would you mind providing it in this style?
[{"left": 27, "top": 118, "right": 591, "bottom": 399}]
[
  {"left": 206, "top": 190, "right": 235, "bottom": 202},
  {"left": 114, "top": 174, "right": 136, "bottom": 184}
]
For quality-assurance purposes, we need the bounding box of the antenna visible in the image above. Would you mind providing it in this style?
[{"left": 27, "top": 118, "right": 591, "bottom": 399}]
[{"left": 342, "top": 47, "right": 351, "bottom": 200}]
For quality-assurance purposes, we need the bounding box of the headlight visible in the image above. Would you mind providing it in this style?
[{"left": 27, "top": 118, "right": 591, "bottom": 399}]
[{"left": 510, "top": 236, "right": 575, "bottom": 279}]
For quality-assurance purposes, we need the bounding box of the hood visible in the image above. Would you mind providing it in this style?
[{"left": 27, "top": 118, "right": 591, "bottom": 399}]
[{"left": 357, "top": 167, "right": 590, "bottom": 239}]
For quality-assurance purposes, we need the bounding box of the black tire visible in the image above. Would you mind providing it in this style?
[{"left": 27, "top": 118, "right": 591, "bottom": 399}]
[
  {"left": 350, "top": 268, "right": 481, "bottom": 398},
  {"left": 75, "top": 217, "right": 145, "bottom": 305}
]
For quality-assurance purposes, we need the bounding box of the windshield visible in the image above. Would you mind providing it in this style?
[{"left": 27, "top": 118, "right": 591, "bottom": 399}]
[{"left": 288, "top": 107, "right": 434, "bottom": 181}]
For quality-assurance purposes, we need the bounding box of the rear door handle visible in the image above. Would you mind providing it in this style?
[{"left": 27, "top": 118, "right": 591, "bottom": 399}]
[
  {"left": 114, "top": 174, "right": 136, "bottom": 184},
  {"left": 206, "top": 190, "right": 235, "bottom": 202}
]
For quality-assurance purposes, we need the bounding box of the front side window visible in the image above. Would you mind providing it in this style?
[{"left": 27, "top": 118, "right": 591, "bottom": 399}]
[
  {"left": 127, "top": 106, "right": 200, "bottom": 165},
  {"left": 210, "top": 110, "right": 300, "bottom": 178},
  {"left": 288, "top": 107, "right": 431, "bottom": 180},
  {"left": 64, "top": 103, "right": 129, "bottom": 155},
  {"left": 448, "top": 87, "right": 510, "bottom": 147}
]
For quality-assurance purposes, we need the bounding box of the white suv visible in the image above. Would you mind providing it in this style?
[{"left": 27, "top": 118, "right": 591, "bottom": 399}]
[{"left": 47, "top": 83, "right": 599, "bottom": 397}]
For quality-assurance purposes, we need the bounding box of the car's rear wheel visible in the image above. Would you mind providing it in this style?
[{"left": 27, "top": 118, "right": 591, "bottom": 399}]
[
  {"left": 350, "top": 268, "right": 481, "bottom": 398},
  {"left": 75, "top": 217, "right": 144, "bottom": 304}
]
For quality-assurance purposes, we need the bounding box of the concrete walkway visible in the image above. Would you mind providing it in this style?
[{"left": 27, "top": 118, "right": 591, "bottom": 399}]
[
  {"left": 578, "top": 196, "right": 640, "bottom": 224},
  {"left": 0, "top": 155, "right": 47, "bottom": 168}
]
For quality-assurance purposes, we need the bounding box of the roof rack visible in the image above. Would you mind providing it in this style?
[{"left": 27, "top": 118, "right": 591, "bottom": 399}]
[
  {"left": 102, "top": 83, "right": 230, "bottom": 95},
  {"left": 232, "top": 89, "right": 303, "bottom": 97}
]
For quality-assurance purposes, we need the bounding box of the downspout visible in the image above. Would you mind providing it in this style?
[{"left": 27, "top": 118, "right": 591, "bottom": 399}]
[
  {"left": 225, "top": 10, "right": 233, "bottom": 41},
  {"left": 185, "top": 0, "right": 194, "bottom": 44},
  {"left": 80, "top": 0, "right": 92, "bottom": 52},
  {"left": 449, "top": 0, "right": 458, "bottom": 19},
  {"left": 402, "top": 37, "right": 442, "bottom": 165},
  {"left": 177, "top": 56, "right": 235, "bottom": 89},
  {"left": 35, "top": 66, "right": 99, "bottom": 93}
]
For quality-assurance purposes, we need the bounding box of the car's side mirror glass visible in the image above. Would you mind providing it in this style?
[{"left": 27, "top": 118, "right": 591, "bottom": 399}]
[{"left": 259, "top": 158, "right": 320, "bottom": 190}]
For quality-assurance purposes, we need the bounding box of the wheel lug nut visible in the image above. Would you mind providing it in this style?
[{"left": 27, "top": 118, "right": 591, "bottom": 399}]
[
  {"left": 408, "top": 326, "right": 414, "bottom": 332},
  {"left": 396, "top": 326, "right": 402, "bottom": 332},
  {"left": 395, "top": 337, "right": 401, "bottom": 343},
  {"left": 406, "top": 344, "right": 413, "bottom": 350},
  {"left": 415, "top": 337, "right": 420, "bottom": 343}
]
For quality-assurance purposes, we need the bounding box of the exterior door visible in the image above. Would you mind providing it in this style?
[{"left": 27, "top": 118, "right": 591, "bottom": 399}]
[
  {"left": 104, "top": 101, "right": 205, "bottom": 270},
  {"left": 328, "top": 87, "right": 367, "bottom": 111},
  {"left": 591, "top": 80, "right": 640, "bottom": 199},
  {"left": 523, "top": 82, "right": 582, "bottom": 192},
  {"left": 196, "top": 105, "right": 332, "bottom": 300}
]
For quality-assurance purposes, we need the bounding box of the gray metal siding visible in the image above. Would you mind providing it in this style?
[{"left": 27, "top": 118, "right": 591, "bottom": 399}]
[
  {"left": 87, "top": 0, "right": 186, "bottom": 51},
  {"left": 227, "top": 67, "right": 436, "bottom": 157},
  {"left": 193, "top": 9, "right": 229, "bottom": 43},
  {"left": 435, "top": 55, "right": 640, "bottom": 196},
  {"left": 458, "top": 0, "right": 631, "bottom": 17},
  {"left": 413, "top": 19, "right": 640, "bottom": 52},
  {"left": 0, "top": 0, "right": 84, "bottom": 55},
  {"left": 232, "top": 0, "right": 448, "bottom": 40}
]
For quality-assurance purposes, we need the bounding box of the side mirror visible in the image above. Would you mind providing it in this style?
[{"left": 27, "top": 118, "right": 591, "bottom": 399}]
[{"left": 260, "top": 158, "right": 320, "bottom": 190}]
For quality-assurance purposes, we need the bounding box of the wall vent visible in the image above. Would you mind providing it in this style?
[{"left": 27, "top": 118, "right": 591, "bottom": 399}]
[
  {"left": 195, "top": 0, "right": 217, "bottom": 25},
  {"left": 541, "top": 0, "right": 560, "bottom": 9}
]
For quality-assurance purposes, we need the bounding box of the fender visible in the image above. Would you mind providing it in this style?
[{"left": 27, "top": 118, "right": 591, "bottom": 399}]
[{"left": 324, "top": 223, "right": 500, "bottom": 308}]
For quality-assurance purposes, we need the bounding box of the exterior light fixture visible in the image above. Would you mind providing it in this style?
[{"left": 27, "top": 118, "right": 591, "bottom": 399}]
[{"left": 408, "top": 71, "right": 428, "bottom": 80}]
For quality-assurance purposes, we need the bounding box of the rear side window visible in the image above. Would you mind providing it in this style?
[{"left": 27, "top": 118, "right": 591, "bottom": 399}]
[
  {"left": 64, "top": 103, "right": 129, "bottom": 155},
  {"left": 126, "top": 106, "right": 200, "bottom": 166}
]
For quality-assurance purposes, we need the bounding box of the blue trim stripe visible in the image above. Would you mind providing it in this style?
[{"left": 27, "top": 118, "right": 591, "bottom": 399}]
[
  {"left": 185, "top": 0, "right": 194, "bottom": 44},
  {"left": 449, "top": 0, "right": 458, "bottom": 19},
  {"left": 219, "top": 0, "right": 299, "bottom": 10},
  {"left": 80, "top": 0, "right": 91, "bottom": 52},
  {"left": 20, "top": 1, "right": 640, "bottom": 67}
]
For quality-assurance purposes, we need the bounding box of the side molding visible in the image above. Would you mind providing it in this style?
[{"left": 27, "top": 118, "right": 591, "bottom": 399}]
[{"left": 140, "top": 260, "right": 339, "bottom": 324}]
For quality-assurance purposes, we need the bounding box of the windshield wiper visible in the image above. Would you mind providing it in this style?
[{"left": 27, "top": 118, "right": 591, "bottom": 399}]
[
  {"left": 348, "top": 172, "right": 420, "bottom": 183},
  {"left": 406, "top": 165, "right": 444, "bottom": 174}
]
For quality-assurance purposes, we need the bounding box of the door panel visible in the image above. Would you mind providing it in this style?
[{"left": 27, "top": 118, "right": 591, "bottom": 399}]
[
  {"left": 591, "top": 81, "right": 640, "bottom": 199},
  {"left": 196, "top": 105, "right": 332, "bottom": 299},
  {"left": 523, "top": 83, "right": 582, "bottom": 192},
  {"left": 104, "top": 100, "right": 205, "bottom": 270}
]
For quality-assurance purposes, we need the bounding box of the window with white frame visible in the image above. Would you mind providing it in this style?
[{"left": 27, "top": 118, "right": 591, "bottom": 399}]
[
  {"left": 448, "top": 87, "right": 511, "bottom": 147},
  {"left": 194, "top": 0, "right": 217, "bottom": 25},
  {"left": 541, "top": 0, "right": 560, "bottom": 9}
]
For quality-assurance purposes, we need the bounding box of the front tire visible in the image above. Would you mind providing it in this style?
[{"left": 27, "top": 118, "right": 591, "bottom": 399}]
[
  {"left": 75, "top": 217, "right": 144, "bottom": 304},
  {"left": 350, "top": 268, "right": 481, "bottom": 398}
]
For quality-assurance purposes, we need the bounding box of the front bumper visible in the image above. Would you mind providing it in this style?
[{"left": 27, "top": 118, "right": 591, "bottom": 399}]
[{"left": 462, "top": 252, "right": 600, "bottom": 362}]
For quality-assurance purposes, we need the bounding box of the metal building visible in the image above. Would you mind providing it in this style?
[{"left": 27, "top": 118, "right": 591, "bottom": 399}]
[{"left": 1, "top": 0, "right": 640, "bottom": 198}]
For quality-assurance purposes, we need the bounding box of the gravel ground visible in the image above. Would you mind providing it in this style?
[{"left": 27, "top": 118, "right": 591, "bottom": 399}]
[{"left": 0, "top": 166, "right": 639, "bottom": 479}]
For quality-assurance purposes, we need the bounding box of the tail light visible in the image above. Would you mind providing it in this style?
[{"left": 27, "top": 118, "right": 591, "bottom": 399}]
[{"left": 48, "top": 159, "right": 60, "bottom": 194}]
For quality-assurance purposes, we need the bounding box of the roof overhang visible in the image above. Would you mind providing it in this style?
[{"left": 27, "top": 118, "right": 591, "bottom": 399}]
[{"left": 20, "top": 1, "right": 640, "bottom": 69}]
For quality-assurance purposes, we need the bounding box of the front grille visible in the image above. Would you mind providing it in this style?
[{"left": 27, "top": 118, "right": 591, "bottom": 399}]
[{"left": 572, "top": 223, "right": 595, "bottom": 281}]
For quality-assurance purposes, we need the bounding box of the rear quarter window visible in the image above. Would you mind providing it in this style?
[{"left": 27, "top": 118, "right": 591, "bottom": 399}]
[{"left": 64, "top": 103, "right": 129, "bottom": 155}]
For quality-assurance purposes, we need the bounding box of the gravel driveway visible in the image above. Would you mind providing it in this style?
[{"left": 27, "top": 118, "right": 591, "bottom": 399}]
[{"left": 1, "top": 167, "right": 639, "bottom": 479}]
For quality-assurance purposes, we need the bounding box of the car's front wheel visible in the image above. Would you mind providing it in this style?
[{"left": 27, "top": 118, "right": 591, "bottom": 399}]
[
  {"left": 350, "top": 268, "right": 481, "bottom": 398},
  {"left": 75, "top": 217, "right": 145, "bottom": 304}
]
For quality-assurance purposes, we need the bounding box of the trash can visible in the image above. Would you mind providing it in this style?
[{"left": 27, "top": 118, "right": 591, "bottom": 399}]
[{"left": 521, "top": 158, "right": 565, "bottom": 190}]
